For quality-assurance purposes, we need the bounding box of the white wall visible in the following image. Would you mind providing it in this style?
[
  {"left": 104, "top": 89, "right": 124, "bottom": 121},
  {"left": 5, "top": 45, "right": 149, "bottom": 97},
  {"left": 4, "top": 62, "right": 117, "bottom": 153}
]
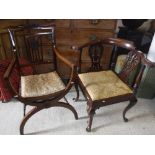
[{"left": 147, "top": 33, "right": 155, "bottom": 62}]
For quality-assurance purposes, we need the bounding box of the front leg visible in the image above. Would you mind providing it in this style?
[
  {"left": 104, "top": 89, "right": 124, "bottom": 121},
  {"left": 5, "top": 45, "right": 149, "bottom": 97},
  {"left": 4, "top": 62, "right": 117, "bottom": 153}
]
[
  {"left": 123, "top": 98, "right": 137, "bottom": 122},
  {"left": 86, "top": 103, "right": 95, "bottom": 132},
  {"left": 20, "top": 106, "right": 43, "bottom": 135}
]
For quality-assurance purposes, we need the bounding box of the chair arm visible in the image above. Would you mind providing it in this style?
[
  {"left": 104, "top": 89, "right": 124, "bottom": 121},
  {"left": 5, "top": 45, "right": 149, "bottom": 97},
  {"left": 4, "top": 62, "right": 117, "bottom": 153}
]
[
  {"left": 53, "top": 47, "right": 77, "bottom": 91},
  {"left": 141, "top": 56, "right": 155, "bottom": 68},
  {"left": 53, "top": 47, "right": 75, "bottom": 69},
  {"left": 3, "top": 56, "right": 16, "bottom": 80},
  {"left": 3, "top": 56, "right": 19, "bottom": 95},
  {"left": 102, "top": 38, "right": 136, "bottom": 51},
  {"left": 132, "top": 54, "right": 155, "bottom": 94}
]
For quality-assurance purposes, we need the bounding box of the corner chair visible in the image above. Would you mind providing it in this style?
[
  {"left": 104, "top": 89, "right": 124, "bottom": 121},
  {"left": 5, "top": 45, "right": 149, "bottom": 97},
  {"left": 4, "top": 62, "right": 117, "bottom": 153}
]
[{"left": 73, "top": 38, "right": 155, "bottom": 132}]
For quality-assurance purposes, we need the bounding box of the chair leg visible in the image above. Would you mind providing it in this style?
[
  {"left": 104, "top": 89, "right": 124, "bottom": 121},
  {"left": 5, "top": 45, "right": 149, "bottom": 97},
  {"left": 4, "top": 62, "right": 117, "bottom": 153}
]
[
  {"left": 23, "top": 105, "right": 26, "bottom": 117},
  {"left": 20, "top": 102, "right": 78, "bottom": 135},
  {"left": 20, "top": 106, "right": 43, "bottom": 135},
  {"left": 86, "top": 103, "right": 95, "bottom": 132},
  {"left": 73, "top": 80, "right": 79, "bottom": 102},
  {"left": 123, "top": 98, "right": 137, "bottom": 122},
  {"left": 86, "top": 109, "right": 95, "bottom": 132}
]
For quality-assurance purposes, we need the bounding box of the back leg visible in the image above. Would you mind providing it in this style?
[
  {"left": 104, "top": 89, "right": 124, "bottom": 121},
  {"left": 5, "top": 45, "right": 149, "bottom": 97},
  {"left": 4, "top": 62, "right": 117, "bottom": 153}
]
[{"left": 73, "top": 80, "right": 79, "bottom": 102}]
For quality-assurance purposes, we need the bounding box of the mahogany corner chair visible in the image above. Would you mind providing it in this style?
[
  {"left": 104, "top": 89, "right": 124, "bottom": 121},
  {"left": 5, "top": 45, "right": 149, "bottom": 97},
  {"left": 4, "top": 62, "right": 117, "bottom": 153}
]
[
  {"left": 4, "top": 25, "right": 78, "bottom": 135},
  {"left": 73, "top": 38, "right": 155, "bottom": 132}
]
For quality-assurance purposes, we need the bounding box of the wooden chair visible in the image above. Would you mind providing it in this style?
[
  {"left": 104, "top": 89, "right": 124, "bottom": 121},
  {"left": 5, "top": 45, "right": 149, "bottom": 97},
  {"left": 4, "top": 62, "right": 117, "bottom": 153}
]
[
  {"left": 4, "top": 25, "right": 78, "bottom": 135},
  {"left": 73, "top": 38, "right": 155, "bottom": 132}
]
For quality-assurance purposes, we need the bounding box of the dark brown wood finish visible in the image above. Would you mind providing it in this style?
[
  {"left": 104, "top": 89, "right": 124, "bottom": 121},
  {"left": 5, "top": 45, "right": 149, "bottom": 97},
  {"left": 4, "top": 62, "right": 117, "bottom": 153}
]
[
  {"left": 73, "top": 37, "right": 155, "bottom": 132},
  {"left": 4, "top": 25, "right": 78, "bottom": 135}
]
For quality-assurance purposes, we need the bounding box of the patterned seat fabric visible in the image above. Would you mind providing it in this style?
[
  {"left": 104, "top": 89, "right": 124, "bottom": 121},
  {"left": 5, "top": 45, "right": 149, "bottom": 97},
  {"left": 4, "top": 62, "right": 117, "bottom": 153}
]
[
  {"left": 79, "top": 70, "right": 133, "bottom": 101},
  {"left": 21, "top": 71, "right": 65, "bottom": 98}
]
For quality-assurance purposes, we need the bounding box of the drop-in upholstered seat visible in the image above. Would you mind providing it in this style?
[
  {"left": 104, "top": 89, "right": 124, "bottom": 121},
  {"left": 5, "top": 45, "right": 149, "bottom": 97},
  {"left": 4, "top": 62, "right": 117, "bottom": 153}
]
[
  {"left": 79, "top": 70, "right": 133, "bottom": 101},
  {"left": 21, "top": 71, "right": 65, "bottom": 98}
]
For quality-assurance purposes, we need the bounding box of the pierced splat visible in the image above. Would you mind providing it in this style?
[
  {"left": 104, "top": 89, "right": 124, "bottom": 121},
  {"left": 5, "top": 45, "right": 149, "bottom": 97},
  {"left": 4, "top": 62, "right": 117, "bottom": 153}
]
[
  {"left": 119, "top": 51, "right": 141, "bottom": 81},
  {"left": 88, "top": 44, "right": 104, "bottom": 71}
]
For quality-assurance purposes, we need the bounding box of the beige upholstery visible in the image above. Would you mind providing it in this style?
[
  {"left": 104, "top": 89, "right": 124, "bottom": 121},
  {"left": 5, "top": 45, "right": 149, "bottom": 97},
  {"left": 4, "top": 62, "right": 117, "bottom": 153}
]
[
  {"left": 21, "top": 71, "right": 65, "bottom": 98},
  {"left": 79, "top": 70, "right": 133, "bottom": 101}
]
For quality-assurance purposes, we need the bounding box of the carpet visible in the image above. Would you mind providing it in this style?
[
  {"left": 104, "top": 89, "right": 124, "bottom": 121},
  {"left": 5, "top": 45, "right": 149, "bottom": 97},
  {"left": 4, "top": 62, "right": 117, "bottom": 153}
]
[{"left": 0, "top": 89, "right": 155, "bottom": 135}]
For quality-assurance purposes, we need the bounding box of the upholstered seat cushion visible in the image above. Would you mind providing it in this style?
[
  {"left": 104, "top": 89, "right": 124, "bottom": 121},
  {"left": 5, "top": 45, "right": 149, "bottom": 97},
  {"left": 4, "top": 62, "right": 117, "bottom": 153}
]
[
  {"left": 79, "top": 70, "right": 133, "bottom": 101},
  {"left": 21, "top": 71, "right": 65, "bottom": 98}
]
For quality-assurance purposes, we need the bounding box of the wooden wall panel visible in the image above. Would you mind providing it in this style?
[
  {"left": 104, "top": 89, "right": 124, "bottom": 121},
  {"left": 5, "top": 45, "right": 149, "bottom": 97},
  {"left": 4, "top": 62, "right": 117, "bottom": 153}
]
[
  {"left": 74, "top": 19, "right": 116, "bottom": 30},
  {"left": 0, "top": 19, "right": 117, "bottom": 79}
]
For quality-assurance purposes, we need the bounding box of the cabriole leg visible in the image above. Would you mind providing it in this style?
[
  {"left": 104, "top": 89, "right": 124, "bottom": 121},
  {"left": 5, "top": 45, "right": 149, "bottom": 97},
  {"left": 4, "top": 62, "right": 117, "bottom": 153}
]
[
  {"left": 123, "top": 98, "right": 137, "bottom": 122},
  {"left": 86, "top": 103, "right": 95, "bottom": 132}
]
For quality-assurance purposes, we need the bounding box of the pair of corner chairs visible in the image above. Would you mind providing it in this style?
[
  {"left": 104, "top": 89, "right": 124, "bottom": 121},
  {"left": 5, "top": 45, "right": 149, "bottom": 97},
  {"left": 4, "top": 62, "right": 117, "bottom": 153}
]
[{"left": 4, "top": 24, "right": 155, "bottom": 134}]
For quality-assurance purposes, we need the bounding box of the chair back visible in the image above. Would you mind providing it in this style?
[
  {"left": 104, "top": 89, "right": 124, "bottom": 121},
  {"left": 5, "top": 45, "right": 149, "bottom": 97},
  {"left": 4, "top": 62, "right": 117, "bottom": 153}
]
[
  {"left": 77, "top": 38, "right": 136, "bottom": 72},
  {"left": 102, "top": 38, "right": 155, "bottom": 94},
  {"left": 8, "top": 24, "right": 56, "bottom": 73}
]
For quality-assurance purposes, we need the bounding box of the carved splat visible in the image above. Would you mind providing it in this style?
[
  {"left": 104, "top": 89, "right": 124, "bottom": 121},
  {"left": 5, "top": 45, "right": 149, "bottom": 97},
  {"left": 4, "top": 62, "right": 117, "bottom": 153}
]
[
  {"left": 119, "top": 51, "right": 141, "bottom": 81},
  {"left": 88, "top": 44, "right": 104, "bottom": 71}
]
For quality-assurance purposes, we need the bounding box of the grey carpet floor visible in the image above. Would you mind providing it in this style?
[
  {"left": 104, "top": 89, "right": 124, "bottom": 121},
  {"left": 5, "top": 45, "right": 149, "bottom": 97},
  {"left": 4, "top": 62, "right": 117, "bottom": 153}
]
[{"left": 0, "top": 90, "right": 155, "bottom": 135}]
